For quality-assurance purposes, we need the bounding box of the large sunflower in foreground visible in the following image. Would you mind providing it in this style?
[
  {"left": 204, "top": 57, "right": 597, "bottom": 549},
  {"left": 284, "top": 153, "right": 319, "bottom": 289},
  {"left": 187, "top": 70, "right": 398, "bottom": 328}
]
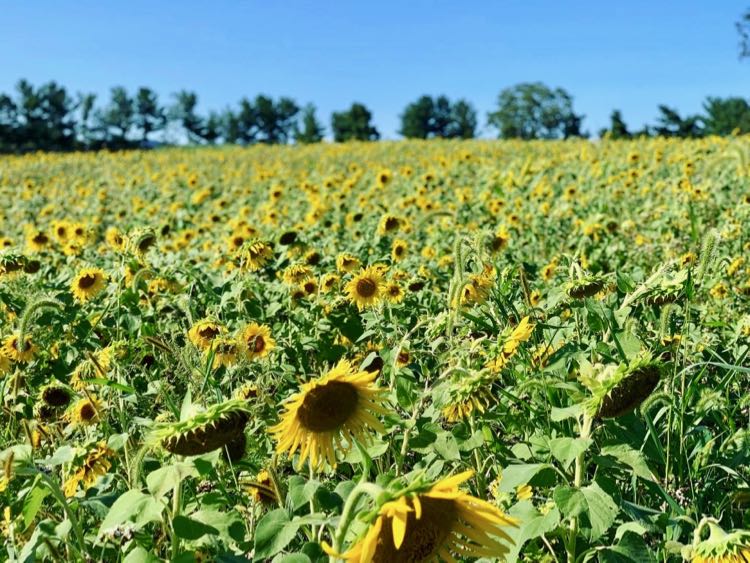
[
  {"left": 325, "top": 470, "right": 517, "bottom": 562},
  {"left": 345, "top": 266, "right": 384, "bottom": 310},
  {"left": 71, "top": 267, "right": 108, "bottom": 302},
  {"left": 690, "top": 520, "right": 750, "bottom": 562},
  {"left": 270, "top": 359, "right": 389, "bottom": 469}
]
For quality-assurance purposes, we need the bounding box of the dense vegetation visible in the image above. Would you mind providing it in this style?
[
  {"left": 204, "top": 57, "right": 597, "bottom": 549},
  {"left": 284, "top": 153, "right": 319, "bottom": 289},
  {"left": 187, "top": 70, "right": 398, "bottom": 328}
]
[{"left": 1, "top": 137, "right": 749, "bottom": 561}]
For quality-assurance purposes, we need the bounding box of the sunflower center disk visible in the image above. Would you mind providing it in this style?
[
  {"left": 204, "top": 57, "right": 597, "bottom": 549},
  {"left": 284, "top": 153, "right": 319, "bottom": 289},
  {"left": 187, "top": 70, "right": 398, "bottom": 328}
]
[
  {"left": 378, "top": 497, "right": 457, "bottom": 562},
  {"left": 356, "top": 278, "right": 377, "bottom": 298},
  {"left": 78, "top": 274, "right": 98, "bottom": 289},
  {"left": 297, "top": 381, "right": 359, "bottom": 432},
  {"left": 251, "top": 336, "right": 265, "bottom": 353}
]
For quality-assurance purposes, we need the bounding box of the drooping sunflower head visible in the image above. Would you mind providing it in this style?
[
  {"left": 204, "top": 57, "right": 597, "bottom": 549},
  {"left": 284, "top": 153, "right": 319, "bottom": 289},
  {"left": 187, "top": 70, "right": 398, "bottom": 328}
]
[
  {"left": 241, "top": 323, "right": 275, "bottom": 360},
  {"left": 690, "top": 519, "right": 750, "bottom": 563},
  {"left": 325, "top": 470, "right": 517, "bottom": 562},
  {"left": 240, "top": 468, "right": 281, "bottom": 506},
  {"left": 581, "top": 354, "right": 663, "bottom": 419},
  {"left": 377, "top": 214, "right": 403, "bottom": 236},
  {"left": 282, "top": 264, "right": 313, "bottom": 285},
  {"left": 337, "top": 253, "right": 362, "bottom": 273},
  {"left": 209, "top": 337, "right": 240, "bottom": 369},
  {"left": 270, "top": 359, "right": 389, "bottom": 469},
  {"left": 236, "top": 239, "right": 274, "bottom": 272},
  {"left": 565, "top": 272, "right": 610, "bottom": 300},
  {"left": 188, "top": 318, "right": 225, "bottom": 351},
  {"left": 63, "top": 442, "right": 114, "bottom": 497},
  {"left": 128, "top": 227, "right": 157, "bottom": 258},
  {"left": 441, "top": 369, "right": 494, "bottom": 423},
  {"left": 345, "top": 266, "right": 384, "bottom": 311},
  {"left": 69, "top": 396, "right": 103, "bottom": 426},
  {"left": 2, "top": 335, "right": 37, "bottom": 363},
  {"left": 71, "top": 267, "right": 108, "bottom": 303},
  {"left": 0, "top": 252, "right": 26, "bottom": 277},
  {"left": 150, "top": 399, "right": 251, "bottom": 457},
  {"left": 40, "top": 381, "right": 73, "bottom": 408}
]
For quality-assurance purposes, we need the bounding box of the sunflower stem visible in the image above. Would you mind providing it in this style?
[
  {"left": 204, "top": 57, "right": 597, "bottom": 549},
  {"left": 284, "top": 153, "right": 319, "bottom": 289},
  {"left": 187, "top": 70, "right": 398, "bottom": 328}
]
[
  {"left": 566, "top": 413, "right": 592, "bottom": 563},
  {"left": 171, "top": 477, "right": 183, "bottom": 559},
  {"left": 331, "top": 482, "right": 383, "bottom": 558}
]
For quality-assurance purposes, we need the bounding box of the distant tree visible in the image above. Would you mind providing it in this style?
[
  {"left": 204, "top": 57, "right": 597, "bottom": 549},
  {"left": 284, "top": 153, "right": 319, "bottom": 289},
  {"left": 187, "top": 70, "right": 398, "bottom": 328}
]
[
  {"left": 236, "top": 98, "right": 258, "bottom": 144},
  {"left": 98, "top": 86, "right": 134, "bottom": 146},
  {"left": 653, "top": 105, "right": 703, "bottom": 138},
  {"left": 221, "top": 109, "right": 242, "bottom": 144},
  {"left": 400, "top": 96, "right": 477, "bottom": 139},
  {"left": 331, "top": 103, "right": 379, "bottom": 142},
  {"left": 15, "top": 80, "right": 77, "bottom": 151},
  {"left": 202, "top": 111, "right": 222, "bottom": 144},
  {"left": 487, "top": 82, "right": 584, "bottom": 139},
  {"left": 134, "top": 87, "right": 166, "bottom": 143},
  {"left": 400, "top": 95, "right": 434, "bottom": 138},
  {"left": 738, "top": 8, "right": 750, "bottom": 58},
  {"left": 448, "top": 100, "right": 478, "bottom": 138},
  {"left": 296, "top": 103, "right": 325, "bottom": 143},
  {"left": 171, "top": 90, "right": 205, "bottom": 143},
  {"left": 702, "top": 97, "right": 750, "bottom": 135},
  {"left": 76, "top": 92, "right": 97, "bottom": 148},
  {"left": 253, "top": 95, "right": 299, "bottom": 144},
  {"left": 0, "top": 94, "right": 17, "bottom": 151},
  {"left": 599, "top": 110, "right": 631, "bottom": 139}
]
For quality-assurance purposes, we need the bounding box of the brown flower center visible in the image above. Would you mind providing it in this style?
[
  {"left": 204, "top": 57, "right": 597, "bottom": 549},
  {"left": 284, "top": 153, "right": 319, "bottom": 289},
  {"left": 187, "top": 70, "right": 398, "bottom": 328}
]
[
  {"left": 77, "top": 273, "right": 98, "bottom": 289},
  {"left": 198, "top": 326, "right": 220, "bottom": 340},
  {"left": 356, "top": 278, "right": 377, "bottom": 298},
  {"left": 297, "top": 381, "right": 359, "bottom": 432},
  {"left": 79, "top": 402, "right": 97, "bottom": 421},
  {"left": 33, "top": 233, "right": 49, "bottom": 245},
  {"left": 250, "top": 335, "right": 265, "bottom": 353}
]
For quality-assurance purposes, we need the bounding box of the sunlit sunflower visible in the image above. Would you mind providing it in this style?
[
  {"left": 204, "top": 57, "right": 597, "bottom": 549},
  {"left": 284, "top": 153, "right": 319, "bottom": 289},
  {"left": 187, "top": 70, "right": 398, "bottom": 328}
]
[
  {"left": 384, "top": 282, "right": 405, "bottom": 304},
  {"left": 237, "top": 239, "right": 274, "bottom": 271},
  {"left": 489, "top": 227, "right": 510, "bottom": 253},
  {"left": 240, "top": 323, "right": 275, "bottom": 360},
  {"left": 40, "top": 381, "right": 72, "bottom": 408},
  {"left": 241, "top": 468, "right": 281, "bottom": 507},
  {"left": 0, "top": 353, "right": 11, "bottom": 376},
  {"left": 324, "top": 470, "right": 517, "bottom": 562},
  {"left": 26, "top": 229, "right": 51, "bottom": 253},
  {"left": 377, "top": 214, "right": 403, "bottom": 236},
  {"left": 188, "top": 319, "right": 224, "bottom": 351},
  {"left": 71, "top": 267, "right": 108, "bottom": 302},
  {"left": 209, "top": 337, "right": 239, "bottom": 369},
  {"left": 63, "top": 442, "right": 114, "bottom": 497},
  {"left": 391, "top": 239, "right": 408, "bottom": 262},
  {"left": 2, "top": 335, "right": 37, "bottom": 363},
  {"left": 270, "top": 359, "right": 389, "bottom": 469},
  {"left": 105, "top": 227, "right": 127, "bottom": 252},
  {"left": 69, "top": 396, "right": 103, "bottom": 426},
  {"left": 690, "top": 519, "right": 750, "bottom": 563},
  {"left": 337, "top": 253, "right": 362, "bottom": 273},
  {"left": 283, "top": 264, "right": 313, "bottom": 285},
  {"left": 486, "top": 316, "right": 535, "bottom": 373},
  {"left": 345, "top": 266, "right": 384, "bottom": 310},
  {"left": 321, "top": 273, "right": 340, "bottom": 293}
]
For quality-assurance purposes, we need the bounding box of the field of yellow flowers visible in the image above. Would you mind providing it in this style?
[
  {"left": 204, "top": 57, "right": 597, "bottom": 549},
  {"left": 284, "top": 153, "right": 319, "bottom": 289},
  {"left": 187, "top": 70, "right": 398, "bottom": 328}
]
[{"left": 1, "top": 139, "right": 750, "bottom": 562}]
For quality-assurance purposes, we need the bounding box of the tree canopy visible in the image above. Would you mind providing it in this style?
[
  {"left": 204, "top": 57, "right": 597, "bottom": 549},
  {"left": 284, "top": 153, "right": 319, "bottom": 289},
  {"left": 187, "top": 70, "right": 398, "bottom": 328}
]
[{"left": 399, "top": 95, "right": 477, "bottom": 139}]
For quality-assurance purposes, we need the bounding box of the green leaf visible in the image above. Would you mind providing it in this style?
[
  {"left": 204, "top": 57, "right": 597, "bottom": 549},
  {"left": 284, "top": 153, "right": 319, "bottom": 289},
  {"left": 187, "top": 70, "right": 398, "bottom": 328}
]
[
  {"left": 499, "top": 464, "right": 554, "bottom": 493},
  {"left": 554, "top": 482, "right": 619, "bottom": 540},
  {"left": 549, "top": 437, "right": 592, "bottom": 470},
  {"left": 173, "top": 514, "right": 219, "bottom": 540},
  {"left": 146, "top": 462, "right": 198, "bottom": 500},
  {"left": 22, "top": 478, "right": 50, "bottom": 530},
  {"left": 433, "top": 431, "right": 461, "bottom": 460},
  {"left": 551, "top": 404, "right": 583, "bottom": 422},
  {"left": 254, "top": 509, "right": 299, "bottom": 559},
  {"left": 598, "top": 444, "right": 655, "bottom": 481},
  {"left": 273, "top": 555, "right": 311, "bottom": 563},
  {"left": 598, "top": 531, "right": 656, "bottom": 562},
  {"left": 39, "top": 445, "right": 76, "bottom": 466},
  {"left": 191, "top": 509, "right": 246, "bottom": 543},
  {"left": 99, "top": 489, "right": 165, "bottom": 534},
  {"left": 289, "top": 479, "right": 321, "bottom": 511},
  {"left": 505, "top": 499, "right": 561, "bottom": 560},
  {"left": 124, "top": 546, "right": 162, "bottom": 563}
]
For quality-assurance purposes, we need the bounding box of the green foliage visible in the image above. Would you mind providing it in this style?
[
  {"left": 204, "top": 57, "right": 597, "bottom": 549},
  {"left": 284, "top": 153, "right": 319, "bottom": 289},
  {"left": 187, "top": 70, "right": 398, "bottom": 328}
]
[
  {"left": 487, "top": 81, "right": 585, "bottom": 139},
  {"left": 399, "top": 95, "right": 477, "bottom": 139},
  {"left": 331, "top": 102, "right": 379, "bottom": 141},
  {"left": 702, "top": 97, "right": 750, "bottom": 135},
  {"left": 295, "top": 104, "right": 325, "bottom": 144}
]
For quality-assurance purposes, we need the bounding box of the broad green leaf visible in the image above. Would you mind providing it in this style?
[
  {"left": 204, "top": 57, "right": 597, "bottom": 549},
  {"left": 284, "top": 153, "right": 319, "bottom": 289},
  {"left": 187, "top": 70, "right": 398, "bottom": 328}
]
[
  {"left": 173, "top": 514, "right": 219, "bottom": 540},
  {"left": 551, "top": 404, "right": 583, "bottom": 422},
  {"left": 504, "top": 499, "right": 561, "bottom": 561},
  {"left": 554, "top": 482, "right": 619, "bottom": 541},
  {"left": 254, "top": 509, "right": 299, "bottom": 559},
  {"left": 124, "top": 546, "right": 161, "bottom": 563},
  {"left": 22, "top": 478, "right": 49, "bottom": 530},
  {"left": 146, "top": 461, "right": 198, "bottom": 500},
  {"left": 598, "top": 444, "right": 655, "bottom": 481},
  {"left": 549, "top": 437, "right": 593, "bottom": 470},
  {"left": 499, "top": 464, "right": 554, "bottom": 493},
  {"left": 433, "top": 431, "right": 461, "bottom": 460},
  {"left": 39, "top": 445, "right": 76, "bottom": 467},
  {"left": 597, "top": 531, "right": 656, "bottom": 562},
  {"left": 99, "top": 489, "right": 165, "bottom": 533}
]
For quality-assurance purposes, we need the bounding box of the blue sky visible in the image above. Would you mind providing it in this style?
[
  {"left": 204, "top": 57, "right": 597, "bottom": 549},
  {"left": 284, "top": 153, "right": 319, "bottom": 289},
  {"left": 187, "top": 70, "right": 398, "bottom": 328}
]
[{"left": 1, "top": 1, "right": 748, "bottom": 139}]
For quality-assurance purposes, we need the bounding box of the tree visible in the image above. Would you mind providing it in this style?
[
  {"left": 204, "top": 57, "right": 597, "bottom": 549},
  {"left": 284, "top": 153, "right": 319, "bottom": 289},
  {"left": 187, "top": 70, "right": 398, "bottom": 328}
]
[
  {"left": 14, "top": 80, "right": 77, "bottom": 151},
  {"left": 738, "top": 8, "right": 750, "bottom": 58},
  {"left": 76, "top": 93, "right": 97, "bottom": 148},
  {"left": 448, "top": 100, "right": 477, "bottom": 139},
  {"left": 98, "top": 86, "right": 134, "bottom": 146},
  {"left": 702, "top": 97, "right": 750, "bottom": 135},
  {"left": 296, "top": 103, "right": 325, "bottom": 143},
  {"left": 134, "top": 87, "right": 165, "bottom": 143},
  {"left": 252, "top": 95, "right": 299, "bottom": 144},
  {"left": 331, "top": 103, "right": 379, "bottom": 142},
  {"left": 221, "top": 109, "right": 242, "bottom": 144},
  {"left": 202, "top": 111, "right": 222, "bottom": 144},
  {"left": 487, "top": 82, "right": 584, "bottom": 139},
  {"left": 400, "top": 96, "right": 478, "bottom": 139},
  {"left": 171, "top": 90, "right": 205, "bottom": 143},
  {"left": 599, "top": 110, "right": 630, "bottom": 139},
  {"left": 0, "top": 94, "right": 17, "bottom": 151},
  {"left": 653, "top": 105, "right": 703, "bottom": 138}
]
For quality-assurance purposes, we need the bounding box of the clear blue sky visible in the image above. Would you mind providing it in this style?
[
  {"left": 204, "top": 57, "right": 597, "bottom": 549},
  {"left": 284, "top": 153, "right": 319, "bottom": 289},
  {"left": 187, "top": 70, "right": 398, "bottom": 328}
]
[{"left": 1, "top": 0, "right": 748, "bottom": 139}]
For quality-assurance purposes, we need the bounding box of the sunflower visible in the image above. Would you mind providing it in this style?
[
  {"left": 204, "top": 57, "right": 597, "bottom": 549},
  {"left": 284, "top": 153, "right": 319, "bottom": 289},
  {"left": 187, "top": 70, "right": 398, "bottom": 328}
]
[
  {"left": 321, "top": 273, "right": 341, "bottom": 293},
  {"left": 151, "top": 399, "right": 251, "bottom": 456},
  {"left": 209, "top": 337, "right": 239, "bottom": 369},
  {"left": 690, "top": 519, "right": 750, "bottom": 563},
  {"left": 0, "top": 252, "right": 26, "bottom": 277},
  {"left": 345, "top": 266, "right": 384, "bottom": 310},
  {"left": 241, "top": 468, "right": 281, "bottom": 506},
  {"left": 63, "top": 442, "right": 114, "bottom": 497},
  {"left": 26, "top": 229, "right": 51, "bottom": 253},
  {"left": 489, "top": 227, "right": 510, "bottom": 253},
  {"left": 71, "top": 268, "right": 108, "bottom": 302},
  {"left": 2, "top": 335, "right": 37, "bottom": 363},
  {"left": 325, "top": 470, "right": 517, "bottom": 562},
  {"left": 69, "top": 396, "right": 103, "bottom": 426},
  {"left": 283, "top": 264, "right": 313, "bottom": 285},
  {"left": 270, "top": 359, "right": 389, "bottom": 469},
  {"left": 486, "top": 316, "right": 535, "bottom": 373},
  {"left": 377, "top": 214, "right": 403, "bottom": 236},
  {"left": 391, "top": 239, "right": 408, "bottom": 262},
  {"left": 40, "top": 381, "right": 72, "bottom": 408},
  {"left": 237, "top": 239, "right": 274, "bottom": 271},
  {"left": 240, "top": 323, "right": 275, "bottom": 360},
  {"left": 0, "top": 353, "right": 10, "bottom": 376},
  {"left": 188, "top": 319, "right": 224, "bottom": 351},
  {"left": 337, "top": 253, "right": 362, "bottom": 273},
  {"left": 105, "top": 227, "right": 127, "bottom": 252},
  {"left": 384, "top": 282, "right": 404, "bottom": 304}
]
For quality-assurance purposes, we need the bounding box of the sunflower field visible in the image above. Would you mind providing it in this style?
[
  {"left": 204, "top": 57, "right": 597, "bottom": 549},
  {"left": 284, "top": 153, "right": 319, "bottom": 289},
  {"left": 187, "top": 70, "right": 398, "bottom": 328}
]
[{"left": 1, "top": 138, "right": 750, "bottom": 562}]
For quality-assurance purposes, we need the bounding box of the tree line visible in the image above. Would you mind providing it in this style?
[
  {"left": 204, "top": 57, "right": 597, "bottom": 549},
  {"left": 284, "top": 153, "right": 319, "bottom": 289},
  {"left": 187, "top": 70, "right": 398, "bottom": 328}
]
[{"left": 1, "top": 78, "right": 750, "bottom": 153}]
